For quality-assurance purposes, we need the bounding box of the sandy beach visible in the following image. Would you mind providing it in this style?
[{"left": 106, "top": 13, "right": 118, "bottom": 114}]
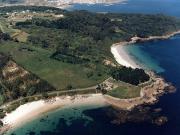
[
  {"left": 111, "top": 30, "right": 180, "bottom": 69},
  {"left": 0, "top": 75, "right": 174, "bottom": 134},
  {"left": 111, "top": 43, "right": 140, "bottom": 69},
  {"left": 0, "top": 94, "right": 107, "bottom": 134},
  {"left": 108, "top": 31, "right": 180, "bottom": 110},
  {"left": 1, "top": 28, "right": 179, "bottom": 135}
]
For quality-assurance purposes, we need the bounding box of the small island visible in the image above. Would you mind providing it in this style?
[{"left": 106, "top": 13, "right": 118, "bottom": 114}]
[{"left": 0, "top": 6, "right": 179, "bottom": 134}]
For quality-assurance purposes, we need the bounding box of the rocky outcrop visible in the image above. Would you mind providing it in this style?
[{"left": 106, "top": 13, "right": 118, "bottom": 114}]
[{"left": 104, "top": 71, "right": 175, "bottom": 110}]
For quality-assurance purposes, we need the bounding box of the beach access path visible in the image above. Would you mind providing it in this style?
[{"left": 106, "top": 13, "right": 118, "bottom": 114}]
[{"left": 0, "top": 83, "right": 99, "bottom": 110}]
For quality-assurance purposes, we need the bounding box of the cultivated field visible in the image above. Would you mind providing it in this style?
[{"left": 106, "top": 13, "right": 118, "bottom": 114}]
[{"left": 0, "top": 42, "right": 108, "bottom": 90}]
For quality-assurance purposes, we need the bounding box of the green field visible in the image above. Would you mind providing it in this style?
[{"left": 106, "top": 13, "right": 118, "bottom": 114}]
[
  {"left": 0, "top": 13, "right": 109, "bottom": 91},
  {"left": 1, "top": 6, "right": 178, "bottom": 103},
  {"left": 0, "top": 41, "right": 108, "bottom": 90},
  {"left": 0, "top": 18, "right": 28, "bottom": 42},
  {"left": 107, "top": 83, "right": 141, "bottom": 99},
  {"left": 0, "top": 18, "right": 17, "bottom": 34}
]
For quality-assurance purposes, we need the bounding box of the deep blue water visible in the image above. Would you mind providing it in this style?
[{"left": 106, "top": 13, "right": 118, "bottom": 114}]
[
  {"left": 124, "top": 34, "right": 180, "bottom": 134},
  {"left": 5, "top": 0, "right": 180, "bottom": 135},
  {"left": 7, "top": 32, "right": 180, "bottom": 135},
  {"left": 68, "top": 0, "right": 180, "bottom": 17}
]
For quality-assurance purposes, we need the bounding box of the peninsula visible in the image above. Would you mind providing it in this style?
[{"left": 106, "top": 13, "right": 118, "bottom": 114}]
[{"left": 0, "top": 6, "right": 179, "bottom": 134}]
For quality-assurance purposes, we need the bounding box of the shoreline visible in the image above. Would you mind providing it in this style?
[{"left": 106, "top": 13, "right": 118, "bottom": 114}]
[
  {"left": 105, "top": 71, "right": 176, "bottom": 110},
  {"left": 0, "top": 0, "right": 127, "bottom": 9},
  {"left": 0, "top": 28, "right": 179, "bottom": 134},
  {"left": 131, "top": 30, "right": 180, "bottom": 43},
  {"left": 111, "top": 30, "right": 180, "bottom": 69},
  {"left": 108, "top": 30, "right": 180, "bottom": 110},
  {"left": 111, "top": 44, "right": 140, "bottom": 69},
  {"left": 0, "top": 94, "right": 107, "bottom": 134}
]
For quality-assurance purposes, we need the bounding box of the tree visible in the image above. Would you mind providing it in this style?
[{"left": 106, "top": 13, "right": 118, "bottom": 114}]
[
  {"left": 66, "top": 84, "right": 73, "bottom": 90},
  {"left": 42, "top": 92, "right": 49, "bottom": 99}
]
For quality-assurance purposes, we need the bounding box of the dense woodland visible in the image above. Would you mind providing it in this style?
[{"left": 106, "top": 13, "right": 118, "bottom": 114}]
[
  {"left": 0, "top": 6, "right": 65, "bottom": 14},
  {"left": 15, "top": 10, "right": 180, "bottom": 64},
  {"left": 0, "top": 32, "right": 11, "bottom": 41},
  {"left": 16, "top": 10, "right": 180, "bottom": 39},
  {"left": 110, "top": 67, "right": 150, "bottom": 85}
]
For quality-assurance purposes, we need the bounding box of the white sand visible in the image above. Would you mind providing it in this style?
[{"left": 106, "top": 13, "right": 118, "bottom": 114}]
[
  {"left": 111, "top": 44, "right": 139, "bottom": 69},
  {"left": 111, "top": 30, "right": 180, "bottom": 69},
  {"left": 1, "top": 94, "right": 106, "bottom": 128}
]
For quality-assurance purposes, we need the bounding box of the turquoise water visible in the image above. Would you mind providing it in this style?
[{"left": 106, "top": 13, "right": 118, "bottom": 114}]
[
  {"left": 125, "top": 43, "right": 165, "bottom": 73},
  {"left": 7, "top": 34, "right": 180, "bottom": 135},
  {"left": 125, "top": 34, "right": 180, "bottom": 73},
  {"left": 4, "top": 0, "right": 180, "bottom": 135},
  {"left": 6, "top": 104, "right": 106, "bottom": 135}
]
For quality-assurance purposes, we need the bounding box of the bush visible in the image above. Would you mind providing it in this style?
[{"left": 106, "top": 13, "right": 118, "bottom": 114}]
[
  {"left": 0, "top": 111, "right": 6, "bottom": 119},
  {"left": 66, "top": 84, "right": 73, "bottom": 90}
]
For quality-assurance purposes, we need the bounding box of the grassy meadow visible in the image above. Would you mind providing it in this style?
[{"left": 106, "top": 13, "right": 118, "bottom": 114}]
[
  {"left": 107, "top": 82, "right": 141, "bottom": 99},
  {"left": 0, "top": 41, "right": 108, "bottom": 90},
  {"left": 1, "top": 7, "right": 176, "bottom": 102}
]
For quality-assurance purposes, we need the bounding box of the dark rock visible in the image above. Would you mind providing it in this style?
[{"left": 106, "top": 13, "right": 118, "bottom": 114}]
[
  {"left": 153, "top": 108, "right": 162, "bottom": 113},
  {"left": 165, "top": 83, "right": 176, "bottom": 93},
  {"left": 154, "top": 116, "right": 168, "bottom": 126}
]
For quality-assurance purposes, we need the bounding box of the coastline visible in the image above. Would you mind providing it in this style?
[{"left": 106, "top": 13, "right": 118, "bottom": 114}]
[
  {"left": 131, "top": 30, "right": 180, "bottom": 43},
  {"left": 111, "top": 30, "right": 180, "bottom": 69},
  {"left": 0, "top": 30, "right": 179, "bottom": 134},
  {"left": 111, "top": 44, "right": 140, "bottom": 69},
  {"left": 0, "top": 0, "right": 127, "bottom": 9},
  {"left": 0, "top": 94, "right": 107, "bottom": 134},
  {"left": 105, "top": 71, "right": 175, "bottom": 110},
  {"left": 108, "top": 30, "right": 180, "bottom": 110}
]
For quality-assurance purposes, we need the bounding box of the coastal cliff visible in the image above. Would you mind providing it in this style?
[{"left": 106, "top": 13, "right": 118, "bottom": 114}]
[
  {"left": 0, "top": 6, "right": 180, "bottom": 134},
  {"left": 104, "top": 71, "right": 176, "bottom": 110},
  {"left": 107, "top": 30, "right": 179, "bottom": 110}
]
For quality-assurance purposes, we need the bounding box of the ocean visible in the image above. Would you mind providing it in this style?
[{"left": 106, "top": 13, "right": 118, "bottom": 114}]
[
  {"left": 5, "top": 0, "right": 180, "bottom": 135},
  {"left": 68, "top": 0, "right": 180, "bottom": 17}
]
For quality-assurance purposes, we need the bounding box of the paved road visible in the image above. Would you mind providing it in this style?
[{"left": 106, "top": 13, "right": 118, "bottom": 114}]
[
  {"left": 0, "top": 77, "right": 113, "bottom": 109},
  {"left": 0, "top": 85, "right": 99, "bottom": 109}
]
